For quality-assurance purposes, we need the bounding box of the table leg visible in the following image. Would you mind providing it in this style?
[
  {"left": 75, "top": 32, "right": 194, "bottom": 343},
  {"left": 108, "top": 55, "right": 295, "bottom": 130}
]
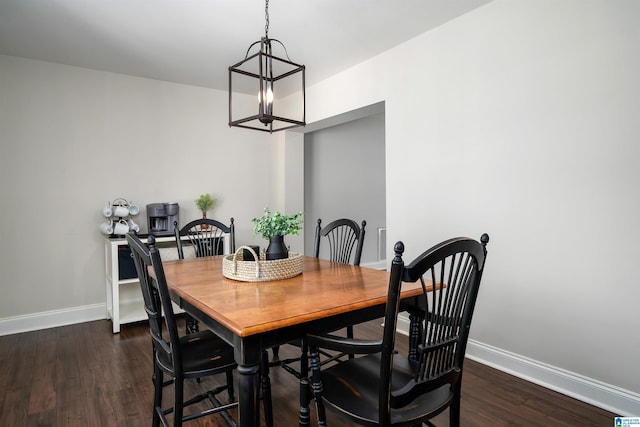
[{"left": 237, "top": 363, "right": 260, "bottom": 427}]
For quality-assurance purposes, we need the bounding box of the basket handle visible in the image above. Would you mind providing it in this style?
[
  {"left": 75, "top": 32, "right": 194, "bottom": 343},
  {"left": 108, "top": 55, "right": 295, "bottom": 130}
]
[{"left": 232, "top": 246, "right": 260, "bottom": 278}]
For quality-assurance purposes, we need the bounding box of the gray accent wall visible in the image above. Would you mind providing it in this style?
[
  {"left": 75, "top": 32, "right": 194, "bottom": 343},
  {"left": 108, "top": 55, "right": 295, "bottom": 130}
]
[{"left": 303, "top": 112, "right": 385, "bottom": 265}]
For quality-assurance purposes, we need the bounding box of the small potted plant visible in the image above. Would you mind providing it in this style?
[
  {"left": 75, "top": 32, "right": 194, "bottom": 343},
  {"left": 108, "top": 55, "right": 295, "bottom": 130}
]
[
  {"left": 252, "top": 207, "right": 303, "bottom": 260},
  {"left": 195, "top": 193, "right": 217, "bottom": 229}
]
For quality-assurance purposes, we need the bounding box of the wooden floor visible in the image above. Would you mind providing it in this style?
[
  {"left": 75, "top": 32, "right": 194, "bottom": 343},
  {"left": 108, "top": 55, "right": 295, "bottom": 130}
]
[{"left": 0, "top": 318, "right": 616, "bottom": 426}]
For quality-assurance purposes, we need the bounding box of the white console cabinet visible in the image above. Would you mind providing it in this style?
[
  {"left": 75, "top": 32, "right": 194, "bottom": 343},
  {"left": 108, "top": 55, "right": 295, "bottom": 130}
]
[
  {"left": 104, "top": 235, "right": 178, "bottom": 333},
  {"left": 104, "top": 233, "right": 229, "bottom": 333}
]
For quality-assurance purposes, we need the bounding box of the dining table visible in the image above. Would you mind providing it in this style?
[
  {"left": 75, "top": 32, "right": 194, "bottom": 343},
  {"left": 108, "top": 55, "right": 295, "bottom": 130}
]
[{"left": 152, "top": 254, "right": 425, "bottom": 427}]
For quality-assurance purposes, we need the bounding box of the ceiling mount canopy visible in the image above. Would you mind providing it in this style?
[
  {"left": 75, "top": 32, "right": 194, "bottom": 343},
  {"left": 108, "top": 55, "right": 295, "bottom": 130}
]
[{"left": 228, "top": 0, "right": 306, "bottom": 133}]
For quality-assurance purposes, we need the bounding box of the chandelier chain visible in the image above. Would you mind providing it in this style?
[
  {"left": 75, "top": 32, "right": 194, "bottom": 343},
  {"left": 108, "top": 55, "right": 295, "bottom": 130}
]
[{"left": 264, "top": 0, "right": 270, "bottom": 39}]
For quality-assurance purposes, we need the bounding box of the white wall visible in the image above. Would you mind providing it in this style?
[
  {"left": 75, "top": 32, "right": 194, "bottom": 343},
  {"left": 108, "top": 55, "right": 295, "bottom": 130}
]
[
  {"left": 0, "top": 55, "right": 277, "bottom": 322},
  {"left": 288, "top": 0, "right": 639, "bottom": 414}
]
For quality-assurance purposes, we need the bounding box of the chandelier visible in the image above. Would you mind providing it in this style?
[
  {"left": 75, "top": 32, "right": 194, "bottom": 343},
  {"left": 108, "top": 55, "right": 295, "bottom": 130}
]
[{"left": 228, "top": 0, "right": 306, "bottom": 133}]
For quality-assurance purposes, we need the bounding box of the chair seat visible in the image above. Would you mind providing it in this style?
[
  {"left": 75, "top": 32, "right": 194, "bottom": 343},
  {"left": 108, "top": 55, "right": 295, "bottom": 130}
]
[
  {"left": 320, "top": 354, "right": 454, "bottom": 426},
  {"left": 156, "top": 330, "right": 236, "bottom": 378}
]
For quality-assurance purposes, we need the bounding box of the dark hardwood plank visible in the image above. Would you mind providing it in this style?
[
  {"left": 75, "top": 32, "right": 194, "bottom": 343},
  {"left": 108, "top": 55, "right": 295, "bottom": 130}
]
[
  {"left": 27, "top": 329, "right": 57, "bottom": 415},
  {"left": 0, "top": 318, "right": 617, "bottom": 426}
]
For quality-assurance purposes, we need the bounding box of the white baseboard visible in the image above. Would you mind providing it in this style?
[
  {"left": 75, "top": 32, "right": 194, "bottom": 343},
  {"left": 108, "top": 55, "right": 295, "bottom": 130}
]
[
  {"left": 0, "top": 303, "right": 106, "bottom": 336},
  {"left": 395, "top": 313, "right": 639, "bottom": 417},
  {"left": 466, "top": 340, "right": 640, "bottom": 417}
]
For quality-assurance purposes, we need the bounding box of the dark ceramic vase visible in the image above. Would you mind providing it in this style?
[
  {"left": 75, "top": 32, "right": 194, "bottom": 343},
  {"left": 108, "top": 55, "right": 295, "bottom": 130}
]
[
  {"left": 200, "top": 212, "right": 209, "bottom": 230},
  {"left": 265, "top": 235, "right": 288, "bottom": 260}
]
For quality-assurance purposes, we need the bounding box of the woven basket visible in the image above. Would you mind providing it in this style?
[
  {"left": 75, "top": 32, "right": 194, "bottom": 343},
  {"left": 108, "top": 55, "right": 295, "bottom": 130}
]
[{"left": 222, "top": 245, "right": 303, "bottom": 282}]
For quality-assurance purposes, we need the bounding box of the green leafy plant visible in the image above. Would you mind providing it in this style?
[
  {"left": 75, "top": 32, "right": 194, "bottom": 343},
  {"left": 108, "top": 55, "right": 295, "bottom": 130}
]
[
  {"left": 195, "top": 193, "right": 217, "bottom": 213},
  {"left": 252, "top": 207, "right": 303, "bottom": 239}
]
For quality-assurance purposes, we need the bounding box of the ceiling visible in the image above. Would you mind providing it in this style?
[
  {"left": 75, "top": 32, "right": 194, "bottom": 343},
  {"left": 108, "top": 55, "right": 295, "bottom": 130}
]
[{"left": 0, "top": 0, "right": 491, "bottom": 92}]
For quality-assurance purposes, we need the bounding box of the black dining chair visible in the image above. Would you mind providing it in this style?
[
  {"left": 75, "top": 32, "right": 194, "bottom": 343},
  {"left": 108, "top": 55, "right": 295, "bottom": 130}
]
[
  {"left": 174, "top": 217, "right": 235, "bottom": 259},
  {"left": 275, "top": 218, "right": 367, "bottom": 378},
  {"left": 303, "top": 234, "right": 489, "bottom": 427},
  {"left": 313, "top": 218, "right": 366, "bottom": 351},
  {"left": 313, "top": 218, "right": 366, "bottom": 266},
  {"left": 127, "top": 233, "right": 238, "bottom": 427},
  {"left": 174, "top": 217, "right": 235, "bottom": 333}
]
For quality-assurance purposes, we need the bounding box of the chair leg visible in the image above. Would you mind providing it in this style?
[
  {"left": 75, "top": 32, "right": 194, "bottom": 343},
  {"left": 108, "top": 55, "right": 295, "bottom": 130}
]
[
  {"left": 450, "top": 384, "right": 462, "bottom": 427},
  {"left": 152, "top": 364, "right": 163, "bottom": 427},
  {"left": 185, "top": 314, "right": 199, "bottom": 334},
  {"left": 299, "top": 337, "right": 309, "bottom": 381},
  {"left": 226, "top": 370, "right": 235, "bottom": 402},
  {"left": 174, "top": 374, "right": 184, "bottom": 427},
  {"left": 299, "top": 377, "right": 311, "bottom": 427},
  {"left": 261, "top": 350, "right": 274, "bottom": 427},
  {"left": 309, "top": 348, "right": 327, "bottom": 427},
  {"left": 346, "top": 325, "right": 354, "bottom": 359},
  {"left": 298, "top": 338, "right": 311, "bottom": 427}
]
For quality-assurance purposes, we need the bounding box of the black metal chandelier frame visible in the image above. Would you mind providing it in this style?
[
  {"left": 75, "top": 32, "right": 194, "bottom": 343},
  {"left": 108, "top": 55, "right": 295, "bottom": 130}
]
[{"left": 228, "top": 0, "right": 306, "bottom": 133}]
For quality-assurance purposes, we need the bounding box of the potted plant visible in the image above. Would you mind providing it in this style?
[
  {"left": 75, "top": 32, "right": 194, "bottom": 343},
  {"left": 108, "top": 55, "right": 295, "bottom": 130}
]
[
  {"left": 252, "top": 207, "right": 303, "bottom": 260},
  {"left": 195, "top": 193, "right": 217, "bottom": 229}
]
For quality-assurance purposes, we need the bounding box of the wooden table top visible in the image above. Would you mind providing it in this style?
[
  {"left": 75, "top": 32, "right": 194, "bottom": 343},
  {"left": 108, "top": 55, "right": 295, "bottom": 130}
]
[{"left": 156, "top": 256, "right": 424, "bottom": 337}]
